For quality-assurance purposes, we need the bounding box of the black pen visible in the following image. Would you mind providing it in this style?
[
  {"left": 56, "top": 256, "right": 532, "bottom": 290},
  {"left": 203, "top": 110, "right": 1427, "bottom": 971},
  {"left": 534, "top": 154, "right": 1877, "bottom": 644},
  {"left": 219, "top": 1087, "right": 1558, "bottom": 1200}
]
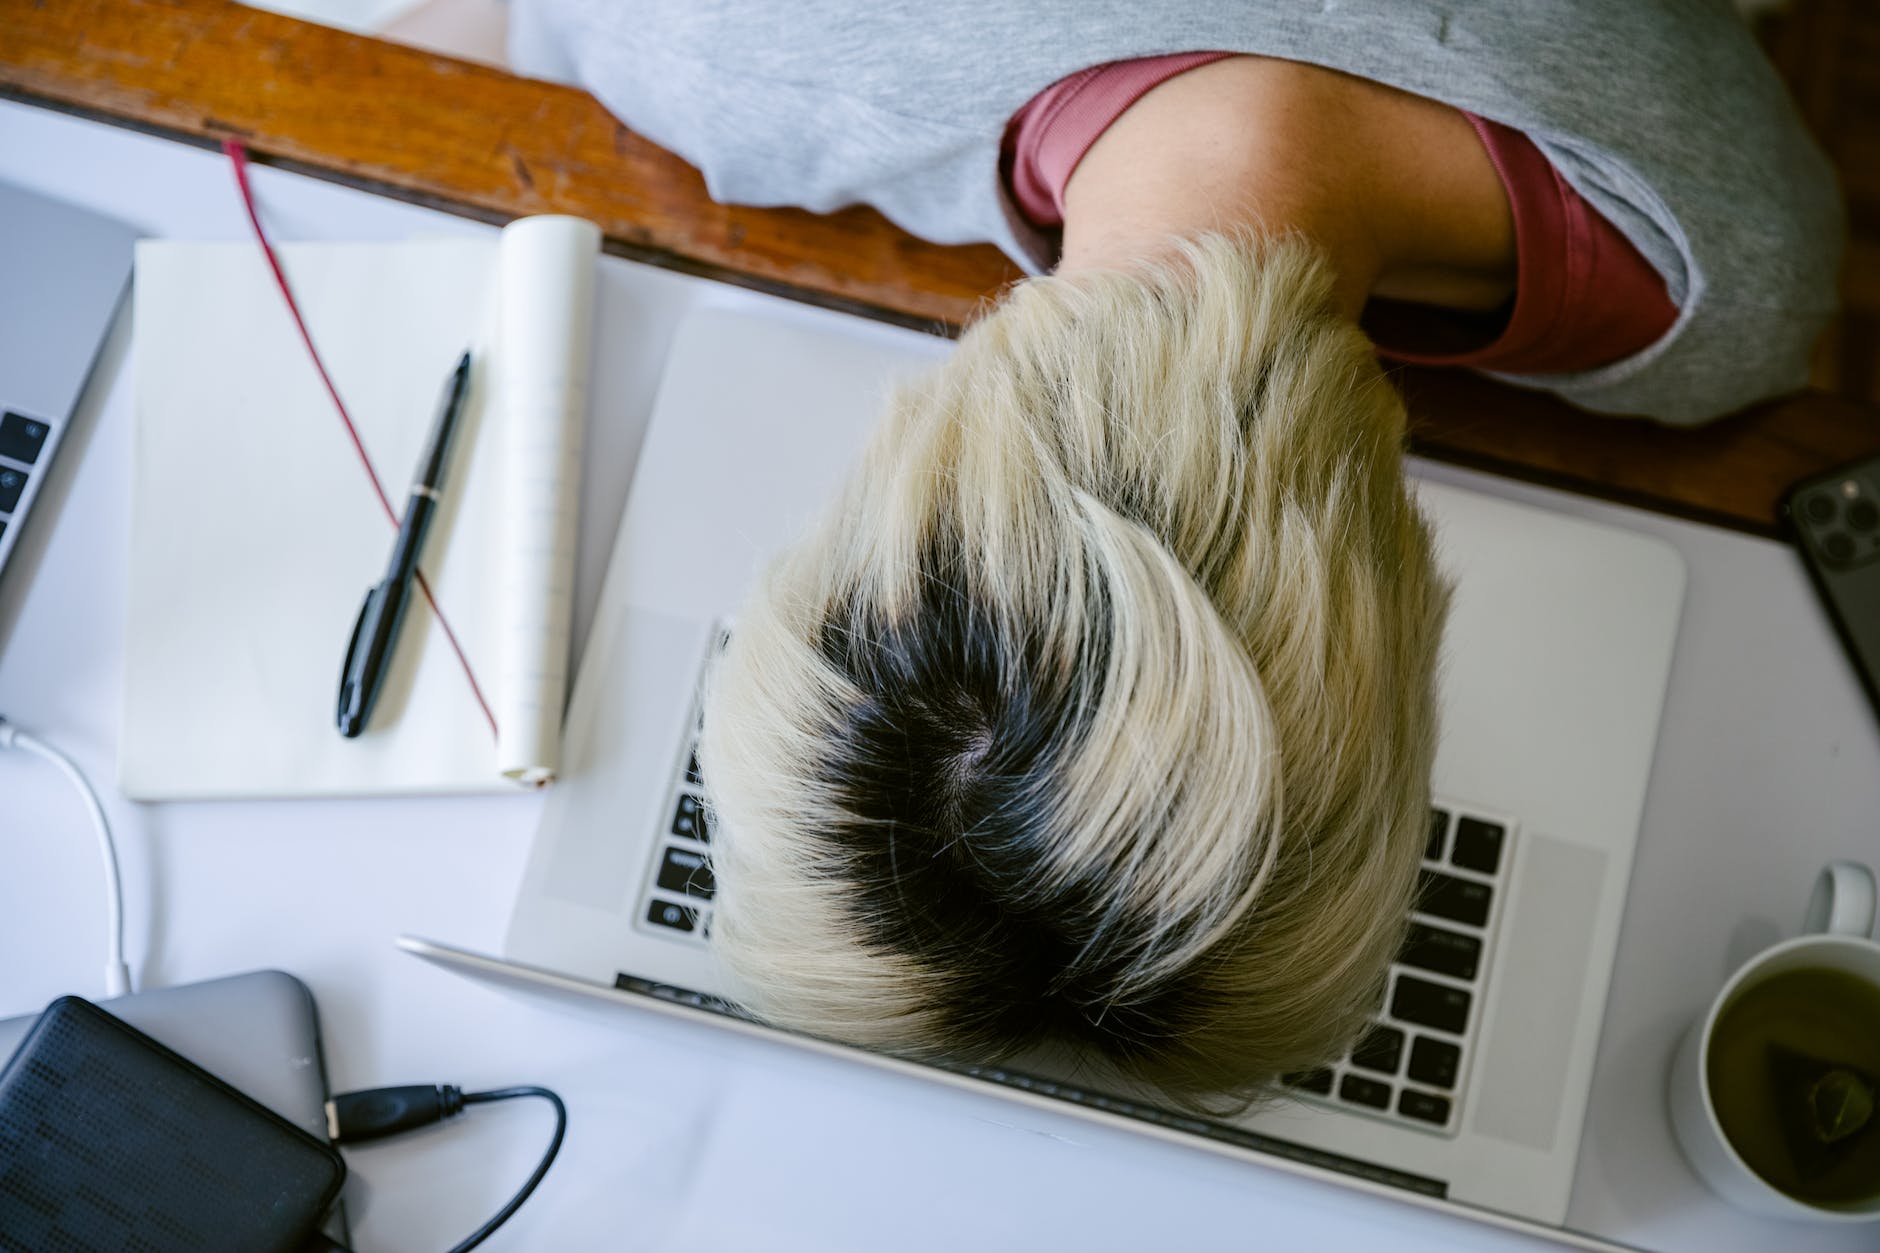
[{"left": 336, "top": 351, "right": 474, "bottom": 738}]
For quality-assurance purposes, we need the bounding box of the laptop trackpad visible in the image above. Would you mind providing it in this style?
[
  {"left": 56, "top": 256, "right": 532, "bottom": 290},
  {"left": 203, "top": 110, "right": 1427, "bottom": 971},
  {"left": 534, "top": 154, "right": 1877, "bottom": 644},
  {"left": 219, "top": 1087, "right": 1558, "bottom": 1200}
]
[{"left": 1468, "top": 833, "right": 1608, "bottom": 1151}]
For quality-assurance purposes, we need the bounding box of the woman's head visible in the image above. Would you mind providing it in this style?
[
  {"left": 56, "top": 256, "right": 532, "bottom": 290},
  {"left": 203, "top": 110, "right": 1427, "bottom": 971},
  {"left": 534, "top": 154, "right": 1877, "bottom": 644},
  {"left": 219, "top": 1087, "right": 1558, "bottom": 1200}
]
[{"left": 698, "top": 233, "right": 1449, "bottom": 1103}]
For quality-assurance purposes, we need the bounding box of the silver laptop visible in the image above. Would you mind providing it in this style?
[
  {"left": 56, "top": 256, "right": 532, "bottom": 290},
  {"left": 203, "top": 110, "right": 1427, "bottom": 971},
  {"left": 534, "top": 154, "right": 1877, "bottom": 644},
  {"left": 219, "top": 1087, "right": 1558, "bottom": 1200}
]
[
  {"left": 405, "top": 302, "right": 1683, "bottom": 1241},
  {"left": 0, "top": 180, "right": 136, "bottom": 587}
]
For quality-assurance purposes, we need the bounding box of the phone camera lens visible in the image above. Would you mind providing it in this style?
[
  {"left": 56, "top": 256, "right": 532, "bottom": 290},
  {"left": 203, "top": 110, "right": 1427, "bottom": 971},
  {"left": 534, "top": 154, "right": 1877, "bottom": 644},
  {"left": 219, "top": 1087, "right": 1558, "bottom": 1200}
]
[
  {"left": 1805, "top": 493, "right": 1837, "bottom": 524},
  {"left": 1847, "top": 500, "right": 1878, "bottom": 532},
  {"left": 1824, "top": 532, "right": 1856, "bottom": 562}
]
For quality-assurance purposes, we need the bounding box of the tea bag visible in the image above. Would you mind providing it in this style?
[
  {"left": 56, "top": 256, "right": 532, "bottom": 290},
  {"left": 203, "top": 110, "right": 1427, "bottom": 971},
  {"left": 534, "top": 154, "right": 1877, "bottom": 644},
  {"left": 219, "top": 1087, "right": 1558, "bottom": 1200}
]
[{"left": 1767, "top": 1043, "right": 1877, "bottom": 1182}]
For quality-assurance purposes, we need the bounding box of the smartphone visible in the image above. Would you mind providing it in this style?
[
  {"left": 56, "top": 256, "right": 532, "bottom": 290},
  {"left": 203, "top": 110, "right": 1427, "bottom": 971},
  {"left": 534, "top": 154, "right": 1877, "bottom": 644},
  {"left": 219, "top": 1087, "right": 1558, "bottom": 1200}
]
[{"left": 1782, "top": 454, "right": 1880, "bottom": 718}]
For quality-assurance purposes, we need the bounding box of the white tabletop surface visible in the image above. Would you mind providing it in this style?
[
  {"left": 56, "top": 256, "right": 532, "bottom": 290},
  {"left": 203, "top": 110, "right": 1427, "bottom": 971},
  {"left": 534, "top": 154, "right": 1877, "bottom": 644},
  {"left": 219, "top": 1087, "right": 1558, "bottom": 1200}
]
[{"left": 2, "top": 100, "right": 1877, "bottom": 1252}]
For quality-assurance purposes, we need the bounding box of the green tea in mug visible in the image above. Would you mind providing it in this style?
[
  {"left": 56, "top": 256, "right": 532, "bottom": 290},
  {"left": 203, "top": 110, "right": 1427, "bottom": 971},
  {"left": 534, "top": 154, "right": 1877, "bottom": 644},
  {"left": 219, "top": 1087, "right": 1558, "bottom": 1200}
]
[{"left": 1707, "top": 966, "right": 1880, "bottom": 1206}]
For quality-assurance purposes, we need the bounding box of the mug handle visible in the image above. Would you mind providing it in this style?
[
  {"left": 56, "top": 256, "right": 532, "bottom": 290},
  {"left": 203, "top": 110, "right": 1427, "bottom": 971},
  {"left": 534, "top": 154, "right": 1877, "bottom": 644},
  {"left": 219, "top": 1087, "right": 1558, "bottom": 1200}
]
[{"left": 1803, "top": 860, "right": 1878, "bottom": 938}]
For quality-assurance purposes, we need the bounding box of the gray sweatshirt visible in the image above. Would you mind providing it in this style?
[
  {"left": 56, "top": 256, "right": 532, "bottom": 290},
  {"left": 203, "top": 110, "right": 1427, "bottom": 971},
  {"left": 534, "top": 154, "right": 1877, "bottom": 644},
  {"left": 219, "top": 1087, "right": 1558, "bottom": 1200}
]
[{"left": 510, "top": 0, "right": 1843, "bottom": 425}]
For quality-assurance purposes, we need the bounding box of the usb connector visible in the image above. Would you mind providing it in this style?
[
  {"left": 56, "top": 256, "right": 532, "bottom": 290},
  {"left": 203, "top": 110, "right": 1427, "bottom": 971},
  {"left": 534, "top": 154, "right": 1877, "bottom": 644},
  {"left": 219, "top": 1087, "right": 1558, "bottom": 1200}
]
[{"left": 325, "top": 1084, "right": 466, "bottom": 1143}]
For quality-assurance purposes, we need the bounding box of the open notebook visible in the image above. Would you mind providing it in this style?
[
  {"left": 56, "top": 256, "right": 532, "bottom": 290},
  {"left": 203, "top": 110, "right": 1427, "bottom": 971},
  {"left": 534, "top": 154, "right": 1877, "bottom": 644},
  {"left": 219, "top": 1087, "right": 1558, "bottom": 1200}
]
[{"left": 121, "top": 218, "right": 598, "bottom": 799}]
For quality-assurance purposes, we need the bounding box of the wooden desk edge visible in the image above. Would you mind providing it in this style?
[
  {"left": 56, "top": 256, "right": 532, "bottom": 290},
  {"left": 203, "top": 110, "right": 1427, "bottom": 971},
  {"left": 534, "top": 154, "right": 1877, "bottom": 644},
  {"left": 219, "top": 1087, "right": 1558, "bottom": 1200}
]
[{"left": 5, "top": 0, "right": 1877, "bottom": 537}]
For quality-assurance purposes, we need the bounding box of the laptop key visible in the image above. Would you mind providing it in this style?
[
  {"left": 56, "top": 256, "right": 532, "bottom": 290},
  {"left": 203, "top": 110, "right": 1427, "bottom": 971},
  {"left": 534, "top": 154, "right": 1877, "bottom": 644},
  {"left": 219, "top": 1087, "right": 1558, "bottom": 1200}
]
[
  {"left": 1349, "top": 1025, "right": 1404, "bottom": 1075},
  {"left": 685, "top": 751, "right": 703, "bottom": 786},
  {"left": 1408, "top": 1036, "right": 1461, "bottom": 1089},
  {"left": 1338, "top": 1074, "right": 1391, "bottom": 1110},
  {"left": 0, "top": 412, "right": 49, "bottom": 465},
  {"left": 1400, "top": 922, "right": 1481, "bottom": 981},
  {"left": 1451, "top": 817, "right": 1505, "bottom": 875},
  {"left": 645, "top": 898, "right": 699, "bottom": 934},
  {"left": 1398, "top": 1089, "right": 1452, "bottom": 1126},
  {"left": 0, "top": 466, "right": 26, "bottom": 514},
  {"left": 656, "top": 846, "right": 715, "bottom": 900},
  {"left": 1391, "top": 975, "right": 1471, "bottom": 1035},
  {"left": 1426, "top": 808, "right": 1448, "bottom": 861},
  {"left": 1416, "top": 869, "right": 1491, "bottom": 927},
  {"left": 1283, "top": 1068, "right": 1334, "bottom": 1096},
  {"left": 671, "top": 795, "right": 708, "bottom": 841}
]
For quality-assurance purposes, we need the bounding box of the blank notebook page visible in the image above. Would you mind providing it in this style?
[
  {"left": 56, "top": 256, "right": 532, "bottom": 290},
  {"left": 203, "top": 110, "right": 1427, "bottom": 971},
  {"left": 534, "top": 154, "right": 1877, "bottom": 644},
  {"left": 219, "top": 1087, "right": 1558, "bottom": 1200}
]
[{"left": 123, "top": 239, "right": 509, "bottom": 799}]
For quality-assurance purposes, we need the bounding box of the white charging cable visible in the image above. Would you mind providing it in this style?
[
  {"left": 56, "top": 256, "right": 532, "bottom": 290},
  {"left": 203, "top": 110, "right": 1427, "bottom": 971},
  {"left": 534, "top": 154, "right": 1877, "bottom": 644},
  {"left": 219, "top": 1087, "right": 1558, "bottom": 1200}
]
[{"left": 0, "top": 716, "right": 132, "bottom": 997}]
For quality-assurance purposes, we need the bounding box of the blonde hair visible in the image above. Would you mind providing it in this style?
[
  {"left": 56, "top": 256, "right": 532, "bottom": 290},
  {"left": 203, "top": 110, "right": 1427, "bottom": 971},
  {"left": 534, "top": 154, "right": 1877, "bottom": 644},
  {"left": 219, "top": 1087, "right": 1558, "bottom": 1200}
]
[{"left": 698, "top": 233, "right": 1449, "bottom": 1103}]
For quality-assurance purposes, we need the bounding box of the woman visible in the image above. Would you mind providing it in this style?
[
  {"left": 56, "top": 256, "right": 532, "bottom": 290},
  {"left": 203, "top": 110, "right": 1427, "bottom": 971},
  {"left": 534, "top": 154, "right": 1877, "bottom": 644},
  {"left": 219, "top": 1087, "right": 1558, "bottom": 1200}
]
[{"left": 510, "top": 2, "right": 1840, "bottom": 1101}]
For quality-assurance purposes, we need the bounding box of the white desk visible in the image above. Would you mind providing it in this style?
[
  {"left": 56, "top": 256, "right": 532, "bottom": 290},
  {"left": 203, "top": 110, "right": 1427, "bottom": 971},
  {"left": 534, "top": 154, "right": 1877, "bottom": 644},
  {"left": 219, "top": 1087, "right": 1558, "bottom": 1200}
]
[{"left": 2, "top": 100, "right": 1876, "bottom": 1252}]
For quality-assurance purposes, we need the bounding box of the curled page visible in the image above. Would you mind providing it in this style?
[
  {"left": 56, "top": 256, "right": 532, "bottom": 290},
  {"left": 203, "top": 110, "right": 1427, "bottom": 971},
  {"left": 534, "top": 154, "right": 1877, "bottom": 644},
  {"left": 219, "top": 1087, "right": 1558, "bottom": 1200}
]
[{"left": 494, "top": 215, "right": 600, "bottom": 784}]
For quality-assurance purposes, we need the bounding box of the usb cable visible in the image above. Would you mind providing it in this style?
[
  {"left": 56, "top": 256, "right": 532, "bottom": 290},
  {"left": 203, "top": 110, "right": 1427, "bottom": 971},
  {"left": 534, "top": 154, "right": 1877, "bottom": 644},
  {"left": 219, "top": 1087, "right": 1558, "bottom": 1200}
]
[
  {"left": 0, "top": 714, "right": 131, "bottom": 997},
  {"left": 307, "top": 1083, "right": 567, "bottom": 1253}
]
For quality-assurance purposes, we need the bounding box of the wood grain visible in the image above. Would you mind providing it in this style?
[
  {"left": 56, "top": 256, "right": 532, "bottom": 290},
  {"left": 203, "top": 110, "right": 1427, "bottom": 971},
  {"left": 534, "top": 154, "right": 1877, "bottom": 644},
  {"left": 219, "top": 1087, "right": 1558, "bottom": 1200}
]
[{"left": 4, "top": 0, "right": 1876, "bottom": 535}]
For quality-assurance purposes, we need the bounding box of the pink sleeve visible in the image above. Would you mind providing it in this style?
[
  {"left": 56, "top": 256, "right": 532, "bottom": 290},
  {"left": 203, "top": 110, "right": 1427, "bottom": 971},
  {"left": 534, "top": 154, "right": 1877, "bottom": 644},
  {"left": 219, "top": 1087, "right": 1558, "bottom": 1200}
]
[{"left": 1367, "top": 115, "right": 1678, "bottom": 374}]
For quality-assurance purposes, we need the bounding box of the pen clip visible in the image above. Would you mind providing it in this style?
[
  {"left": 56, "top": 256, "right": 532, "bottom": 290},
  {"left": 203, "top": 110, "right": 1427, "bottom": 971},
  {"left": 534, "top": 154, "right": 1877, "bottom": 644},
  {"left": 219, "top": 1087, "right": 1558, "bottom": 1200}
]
[{"left": 337, "top": 587, "right": 376, "bottom": 737}]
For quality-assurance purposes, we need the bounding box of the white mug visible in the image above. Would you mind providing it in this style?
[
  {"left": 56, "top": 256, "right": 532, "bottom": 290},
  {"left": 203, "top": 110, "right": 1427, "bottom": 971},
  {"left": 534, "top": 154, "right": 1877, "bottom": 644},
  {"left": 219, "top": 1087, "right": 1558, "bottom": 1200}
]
[{"left": 1668, "top": 860, "right": 1880, "bottom": 1221}]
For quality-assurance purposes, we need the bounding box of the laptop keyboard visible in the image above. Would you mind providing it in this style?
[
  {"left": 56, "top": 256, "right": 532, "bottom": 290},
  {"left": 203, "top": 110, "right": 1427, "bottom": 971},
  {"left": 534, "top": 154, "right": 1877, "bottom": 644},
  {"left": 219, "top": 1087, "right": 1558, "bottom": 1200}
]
[
  {"left": 635, "top": 699, "right": 1510, "bottom": 1140},
  {"left": 1281, "top": 802, "right": 1514, "bottom": 1136},
  {"left": 0, "top": 411, "right": 54, "bottom": 577},
  {"left": 640, "top": 723, "right": 715, "bottom": 943}
]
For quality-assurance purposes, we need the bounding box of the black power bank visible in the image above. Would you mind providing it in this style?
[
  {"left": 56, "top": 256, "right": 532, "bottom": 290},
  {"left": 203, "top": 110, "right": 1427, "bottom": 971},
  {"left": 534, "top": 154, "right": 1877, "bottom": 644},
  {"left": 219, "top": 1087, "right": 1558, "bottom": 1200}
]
[{"left": 0, "top": 995, "right": 346, "bottom": 1252}]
